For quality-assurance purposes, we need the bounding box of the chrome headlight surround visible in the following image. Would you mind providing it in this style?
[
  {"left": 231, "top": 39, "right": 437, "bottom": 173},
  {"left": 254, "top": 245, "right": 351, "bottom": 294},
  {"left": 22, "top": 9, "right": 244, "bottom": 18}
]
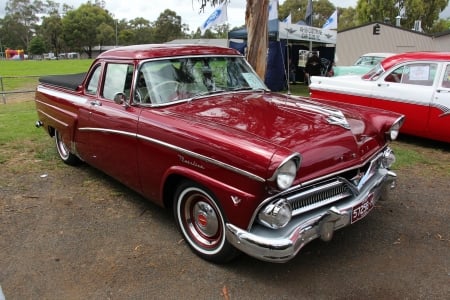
[
  {"left": 272, "top": 155, "right": 301, "bottom": 191},
  {"left": 386, "top": 116, "right": 405, "bottom": 141},
  {"left": 258, "top": 199, "right": 292, "bottom": 229}
]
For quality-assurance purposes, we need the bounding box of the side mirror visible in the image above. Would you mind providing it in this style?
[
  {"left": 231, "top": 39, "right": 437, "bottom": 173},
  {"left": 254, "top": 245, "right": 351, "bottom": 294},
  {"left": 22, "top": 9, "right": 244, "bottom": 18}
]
[{"left": 113, "top": 92, "right": 129, "bottom": 107}]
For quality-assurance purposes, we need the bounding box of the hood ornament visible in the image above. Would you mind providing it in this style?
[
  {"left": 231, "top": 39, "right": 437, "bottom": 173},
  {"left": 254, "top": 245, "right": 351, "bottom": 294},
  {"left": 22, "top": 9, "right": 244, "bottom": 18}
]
[{"left": 297, "top": 102, "right": 351, "bottom": 130}]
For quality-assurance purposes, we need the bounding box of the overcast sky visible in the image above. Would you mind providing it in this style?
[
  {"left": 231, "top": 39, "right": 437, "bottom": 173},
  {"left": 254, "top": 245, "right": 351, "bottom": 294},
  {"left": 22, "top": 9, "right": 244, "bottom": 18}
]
[{"left": 0, "top": 0, "right": 449, "bottom": 31}]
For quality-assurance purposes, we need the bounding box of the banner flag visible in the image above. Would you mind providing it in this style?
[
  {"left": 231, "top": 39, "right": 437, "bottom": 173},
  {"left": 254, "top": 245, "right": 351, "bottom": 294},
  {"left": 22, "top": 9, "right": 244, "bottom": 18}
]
[
  {"left": 200, "top": 2, "right": 228, "bottom": 35},
  {"left": 322, "top": 9, "right": 338, "bottom": 30}
]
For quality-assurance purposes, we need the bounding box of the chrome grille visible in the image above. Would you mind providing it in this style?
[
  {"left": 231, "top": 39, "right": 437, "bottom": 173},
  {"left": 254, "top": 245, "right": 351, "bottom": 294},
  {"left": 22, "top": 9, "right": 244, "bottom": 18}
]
[{"left": 287, "top": 179, "right": 354, "bottom": 216}]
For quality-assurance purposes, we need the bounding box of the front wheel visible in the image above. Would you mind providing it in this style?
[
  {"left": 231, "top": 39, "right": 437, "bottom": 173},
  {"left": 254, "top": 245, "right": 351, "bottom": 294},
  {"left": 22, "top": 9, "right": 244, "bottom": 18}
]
[
  {"left": 55, "top": 129, "right": 80, "bottom": 166},
  {"left": 173, "top": 180, "right": 239, "bottom": 263}
]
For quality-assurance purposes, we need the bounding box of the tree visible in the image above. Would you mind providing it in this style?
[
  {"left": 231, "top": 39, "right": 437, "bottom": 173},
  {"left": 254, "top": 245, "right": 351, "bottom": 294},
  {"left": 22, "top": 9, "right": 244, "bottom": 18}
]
[
  {"left": 152, "top": 9, "right": 186, "bottom": 43},
  {"left": 128, "top": 17, "right": 154, "bottom": 44},
  {"left": 400, "top": 0, "right": 449, "bottom": 32},
  {"left": 96, "top": 23, "right": 115, "bottom": 48},
  {"left": 245, "top": 0, "right": 269, "bottom": 78},
  {"left": 0, "top": 15, "right": 27, "bottom": 49},
  {"left": 355, "top": 0, "right": 449, "bottom": 32},
  {"left": 28, "top": 36, "right": 46, "bottom": 56},
  {"left": 197, "top": 0, "right": 268, "bottom": 78},
  {"left": 40, "top": 13, "right": 64, "bottom": 55},
  {"left": 279, "top": 0, "right": 335, "bottom": 27},
  {"left": 4, "top": 0, "right": 44, "bottom": 49},
  {"left": 337, "top": 7, "right": 358, "bottom": 31},
  {"left": 430, "top": 17, "right": 450, "bottom": 33},
  {"left": 61, "top": 3, "right": 114, "bottom": 58}
]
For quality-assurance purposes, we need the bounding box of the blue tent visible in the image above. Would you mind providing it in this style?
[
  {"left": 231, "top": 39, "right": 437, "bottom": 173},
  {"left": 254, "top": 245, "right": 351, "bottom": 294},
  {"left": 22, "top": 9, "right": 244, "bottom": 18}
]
[{"left": 228, "top": 20, "right": 335, "bottom": 91}]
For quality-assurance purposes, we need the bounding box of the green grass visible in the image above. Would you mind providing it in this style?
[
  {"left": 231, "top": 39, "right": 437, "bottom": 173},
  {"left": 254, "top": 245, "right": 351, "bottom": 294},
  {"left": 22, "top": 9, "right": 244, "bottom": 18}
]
[
  {"left": 0, "top": 101, "right": 54, "bottom": 164},
  {"left": 0, "top": 59, "right": 93, "bottom": 90},
  {"left": 0, "top": 59, "right": 93, "bottom": 76}
]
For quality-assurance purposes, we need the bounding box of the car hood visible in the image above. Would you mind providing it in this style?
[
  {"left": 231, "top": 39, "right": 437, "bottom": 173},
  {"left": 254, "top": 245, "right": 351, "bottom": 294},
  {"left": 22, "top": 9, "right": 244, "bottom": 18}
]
[{"left": 161, "top": 91, "right": 385, "bottom": 181}]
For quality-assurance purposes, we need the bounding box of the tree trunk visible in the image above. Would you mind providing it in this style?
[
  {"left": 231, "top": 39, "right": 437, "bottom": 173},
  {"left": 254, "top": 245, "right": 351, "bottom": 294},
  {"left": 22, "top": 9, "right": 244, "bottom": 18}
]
[{"left": 245, "top": 0, "right": 269, "bottom": 80}]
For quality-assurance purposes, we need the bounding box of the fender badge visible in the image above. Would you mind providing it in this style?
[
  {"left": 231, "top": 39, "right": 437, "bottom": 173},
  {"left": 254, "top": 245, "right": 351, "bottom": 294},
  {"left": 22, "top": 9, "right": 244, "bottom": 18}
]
[{"left": 231, "top": 196, "right": 241, "bottom": 206}]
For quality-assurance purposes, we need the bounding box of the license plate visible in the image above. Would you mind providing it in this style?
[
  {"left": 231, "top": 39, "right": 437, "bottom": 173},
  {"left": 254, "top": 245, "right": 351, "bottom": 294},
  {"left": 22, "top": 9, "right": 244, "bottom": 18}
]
[{"left": 351, "top": 193, "right": 375, "bottom": 224}]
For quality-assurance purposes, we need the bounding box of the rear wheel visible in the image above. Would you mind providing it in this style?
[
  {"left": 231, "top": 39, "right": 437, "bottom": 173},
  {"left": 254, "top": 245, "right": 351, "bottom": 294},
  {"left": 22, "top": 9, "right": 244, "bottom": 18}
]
[
  {"left": 173, "top": 180, "right": 238, "bottom": 263},
  {"left": 55, "top": 129, "right": 80, "bottom": 166}
]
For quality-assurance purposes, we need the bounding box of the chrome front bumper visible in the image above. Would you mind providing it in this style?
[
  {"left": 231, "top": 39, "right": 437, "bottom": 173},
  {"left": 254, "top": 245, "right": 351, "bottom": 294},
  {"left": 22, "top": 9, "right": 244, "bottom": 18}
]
[{"left": 225, "top": 169, "right": 396, "bottom": 263}]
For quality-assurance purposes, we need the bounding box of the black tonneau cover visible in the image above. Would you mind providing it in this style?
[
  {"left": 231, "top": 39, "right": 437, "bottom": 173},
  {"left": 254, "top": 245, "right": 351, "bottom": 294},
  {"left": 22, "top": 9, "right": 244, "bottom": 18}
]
[{"left": 38, "top": 73, "right": 87, "bottom": 90}]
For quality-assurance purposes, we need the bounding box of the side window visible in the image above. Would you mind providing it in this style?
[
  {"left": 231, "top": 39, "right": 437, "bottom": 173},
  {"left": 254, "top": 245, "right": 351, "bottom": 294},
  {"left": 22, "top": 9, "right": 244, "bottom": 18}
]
[
  {"left": 441, "top": 64, "right": 450, "bottom": 89},
  {"left": 384, "top": 66, "right": 404, "bottom": 83},
  {"left": 85, "top": 64, "right": 102, "bottom": 95},
  {"left": 102, "top": 63, "right": 133, "bottom": 101},
  {"left": 402, "top": 63, "right": 437, "bottom": 86},
  {"left": 385, "top": 63, "right": 437, "bottom": 86}
]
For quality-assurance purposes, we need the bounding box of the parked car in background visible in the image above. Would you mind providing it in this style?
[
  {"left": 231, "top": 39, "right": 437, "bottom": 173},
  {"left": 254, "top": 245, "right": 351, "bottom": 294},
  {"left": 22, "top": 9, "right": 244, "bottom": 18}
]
[
  {"left": 310, "top": 51, "right": 450, "bottom": 143},
  {"left": 35, "top": 44, "right": 404, "bottom": 263},
  {"left": 333, "top": 53, "right": 395, "bottom": 76}
]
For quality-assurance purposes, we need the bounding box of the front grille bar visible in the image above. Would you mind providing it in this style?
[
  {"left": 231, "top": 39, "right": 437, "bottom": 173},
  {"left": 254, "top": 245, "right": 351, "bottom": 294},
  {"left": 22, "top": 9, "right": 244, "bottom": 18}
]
[{"left": 287, "top": 179, "right": 354, "bottom": 216}]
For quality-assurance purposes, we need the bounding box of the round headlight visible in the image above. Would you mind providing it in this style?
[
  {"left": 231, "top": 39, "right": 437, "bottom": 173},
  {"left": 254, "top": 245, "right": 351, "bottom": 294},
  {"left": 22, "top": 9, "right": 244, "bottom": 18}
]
[
  {"left": 276, "top": 160, "right": 297, "bottom": 190},
  {"left": 258, "top": 199, "right": 292, "bottom": 229},
  {"left": 387, "top": 117, "right": 404, "bottom": 141},
  {"left": 389, "top": 122, "right": 401, "bottom": 140}
]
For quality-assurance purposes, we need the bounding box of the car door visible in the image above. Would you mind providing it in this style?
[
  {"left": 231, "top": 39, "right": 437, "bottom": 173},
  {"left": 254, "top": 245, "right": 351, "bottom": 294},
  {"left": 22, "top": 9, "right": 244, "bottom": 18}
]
[
  {"left": 77, "top": 62, "right": 142, "bottom": 192},
  {"left": 428, "top": 63, "right": 450, "bottom": 142},
  {"left": 371, "top": 62, "right": 438, "bottom": 136}
]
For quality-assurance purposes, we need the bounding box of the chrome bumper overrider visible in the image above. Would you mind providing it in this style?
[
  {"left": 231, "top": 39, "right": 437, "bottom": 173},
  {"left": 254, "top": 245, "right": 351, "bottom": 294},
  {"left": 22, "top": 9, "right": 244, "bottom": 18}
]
[{"left": 225, "top": 168, "right": 397, "bottom": 263}]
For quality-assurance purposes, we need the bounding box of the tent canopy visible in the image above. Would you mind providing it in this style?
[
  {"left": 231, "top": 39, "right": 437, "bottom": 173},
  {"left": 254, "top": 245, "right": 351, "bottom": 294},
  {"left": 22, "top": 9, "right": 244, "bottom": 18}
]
[{"left": 228, "top": 20, "right": 337, "bottom": 45}]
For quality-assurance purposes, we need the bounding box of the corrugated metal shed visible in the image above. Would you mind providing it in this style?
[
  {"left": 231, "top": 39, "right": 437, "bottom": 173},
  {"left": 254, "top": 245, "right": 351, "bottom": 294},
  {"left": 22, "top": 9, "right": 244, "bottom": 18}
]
[
  {"left": 433, "top": 30, "right": 450, "bottom": 51},
  {"left": 335, "top": 22, "right": 446, "bottom": 66}
]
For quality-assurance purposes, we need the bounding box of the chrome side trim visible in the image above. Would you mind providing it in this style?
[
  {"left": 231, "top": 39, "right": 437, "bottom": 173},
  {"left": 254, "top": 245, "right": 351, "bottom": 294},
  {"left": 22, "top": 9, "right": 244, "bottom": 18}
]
[
  {"left": 37, "top": 109, "right": 69, "bottom": 128},
  {"left": 136, "top": 133, "right": 266, "bottom": 182},
  {"left": 77, "top": 127, "right": 266, "bottom": 182},
  {"left": 37, "top": 86, "right": 87, "bottom": 104},
  {"left": 78, "top": 127, "right": 137, "bottom": 138}
]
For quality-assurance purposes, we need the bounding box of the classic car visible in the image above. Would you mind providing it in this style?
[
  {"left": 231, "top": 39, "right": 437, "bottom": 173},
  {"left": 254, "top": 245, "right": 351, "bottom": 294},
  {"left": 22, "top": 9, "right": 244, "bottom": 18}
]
[
  {"left": 35, "top": 44, "right": 404, "bottom": 263},
  {"left": 310, "top": 51, "right": 450, "bottom": 143},
  {"left": 333, "top": 53, "right": 394, "bottom": 76}
]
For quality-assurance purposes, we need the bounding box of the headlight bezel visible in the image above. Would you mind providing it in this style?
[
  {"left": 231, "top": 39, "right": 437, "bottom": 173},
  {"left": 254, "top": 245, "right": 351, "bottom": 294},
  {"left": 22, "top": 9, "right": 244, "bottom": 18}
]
[
  {"left": 271, "top": 154, "right": 301, "bottom": 191},
  {"left": 258, "top": 199, "right": 292, "bottom": 229},
  {"left": 386, "top": 116, "right": 405, "bottom": 141}
]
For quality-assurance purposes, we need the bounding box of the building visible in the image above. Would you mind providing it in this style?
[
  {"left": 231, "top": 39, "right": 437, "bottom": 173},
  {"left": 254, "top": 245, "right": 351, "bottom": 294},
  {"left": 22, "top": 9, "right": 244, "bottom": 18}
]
[{"left": 335, "top": 22, "right": 450, "bottom": 66}]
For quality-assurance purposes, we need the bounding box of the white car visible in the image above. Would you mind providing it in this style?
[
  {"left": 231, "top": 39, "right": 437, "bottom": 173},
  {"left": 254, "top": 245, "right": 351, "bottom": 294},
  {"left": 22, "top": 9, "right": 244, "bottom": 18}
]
[
  {"left": 333, "top": 53, "right": 395, "bottom": 76},
  {"left": 310, "top": 51, "right": 450, "bottom": 143}
]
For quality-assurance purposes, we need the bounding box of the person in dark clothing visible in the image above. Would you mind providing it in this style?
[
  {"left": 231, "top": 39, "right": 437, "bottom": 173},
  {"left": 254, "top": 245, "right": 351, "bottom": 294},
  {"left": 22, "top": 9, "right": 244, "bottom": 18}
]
[
  {"left": 304, "top": 52, "right": 322, "bottom": 85},
  {"left": 288, "top": 59, "right": 296, "bottom": 84}
]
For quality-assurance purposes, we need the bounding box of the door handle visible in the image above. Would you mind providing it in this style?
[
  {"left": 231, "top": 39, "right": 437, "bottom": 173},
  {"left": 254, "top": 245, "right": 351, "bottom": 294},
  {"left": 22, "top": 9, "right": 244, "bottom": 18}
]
[{"left": 90, "top": 100, "right": 102, "bottom": 106}]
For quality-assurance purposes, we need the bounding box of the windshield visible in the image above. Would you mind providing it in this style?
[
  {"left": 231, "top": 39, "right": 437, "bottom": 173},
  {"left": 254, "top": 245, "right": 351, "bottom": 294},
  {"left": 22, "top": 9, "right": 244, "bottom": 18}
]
[
  {"left": 361, "top": 63, "right": 385, "bottom": 80},
  {"left": 135, "top": 56, "right": 267, "bottom": 105},
  {"left": 354, "top": 56, "right": 384, "bottom": 66}
]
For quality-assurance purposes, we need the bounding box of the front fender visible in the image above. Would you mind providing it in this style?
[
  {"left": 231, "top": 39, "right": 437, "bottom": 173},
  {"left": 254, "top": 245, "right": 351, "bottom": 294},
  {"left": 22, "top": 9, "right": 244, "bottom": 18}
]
[{"left": 161, "top": 165, "right": 261, "bottom": 229}]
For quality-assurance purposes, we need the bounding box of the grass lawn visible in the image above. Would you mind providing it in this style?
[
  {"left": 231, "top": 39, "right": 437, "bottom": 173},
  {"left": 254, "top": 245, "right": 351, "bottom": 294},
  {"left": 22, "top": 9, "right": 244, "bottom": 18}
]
[
  {"left": 0, "top": 59, "right": 93, "bottom": 90},
  {"left": 0, "top": 59, "right": 93, "bottom": 76}
]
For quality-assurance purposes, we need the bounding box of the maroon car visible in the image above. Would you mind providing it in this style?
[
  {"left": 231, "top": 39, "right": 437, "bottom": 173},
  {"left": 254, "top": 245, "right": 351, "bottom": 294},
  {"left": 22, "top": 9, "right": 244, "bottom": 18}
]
[{"left": 35, "top": 44, "right": 404, "bottom": 263}]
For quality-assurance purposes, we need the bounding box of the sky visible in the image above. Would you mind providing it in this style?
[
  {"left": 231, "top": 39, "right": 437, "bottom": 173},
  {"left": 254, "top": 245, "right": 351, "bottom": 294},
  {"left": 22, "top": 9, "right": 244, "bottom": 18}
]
[{"left": 0, "top": 0, "right": 449, "bottom": 31}]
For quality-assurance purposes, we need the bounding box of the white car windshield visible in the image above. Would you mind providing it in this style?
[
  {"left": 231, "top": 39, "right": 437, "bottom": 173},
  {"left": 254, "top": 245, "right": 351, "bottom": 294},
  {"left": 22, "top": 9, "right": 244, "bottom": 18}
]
[
  {"left": 362, "top": 64, "right": 385, "bottom": 80},
  {"left": 135, "top": 56, "right": 267, "bottom": 105}
]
